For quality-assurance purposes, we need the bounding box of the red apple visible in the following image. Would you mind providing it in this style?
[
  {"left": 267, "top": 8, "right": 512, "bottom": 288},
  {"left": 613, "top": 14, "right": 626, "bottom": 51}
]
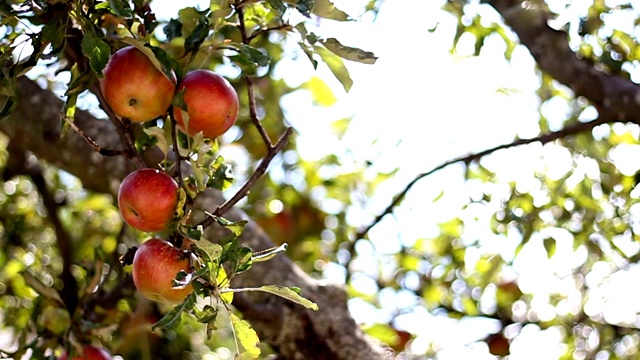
[
  {"left": 132, "top": 238, "right": 194, "bottom": 304},
  {"left": 173, "top": 69, "right": 239, "bottom": 139},
  {"left": 61, "top": 345, "right": 112, "bottom": 360},
  {"left": 118, "top": 168, "right": 179, "bottom": 233},
  {"left": 100, "top": 46, "right": 176, "bottom": 122}
]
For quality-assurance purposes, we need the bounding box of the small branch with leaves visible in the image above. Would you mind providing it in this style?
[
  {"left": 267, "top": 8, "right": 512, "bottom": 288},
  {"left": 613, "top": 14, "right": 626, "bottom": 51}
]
[
  {"left": 354, "top": 114, "right": 614, "bottom": 242},
  {"left": 61, "top": 114, "right": 130, "bottom": 157},
  {"left": 199, "top": 127, "right": 294, "bottom": 228}
]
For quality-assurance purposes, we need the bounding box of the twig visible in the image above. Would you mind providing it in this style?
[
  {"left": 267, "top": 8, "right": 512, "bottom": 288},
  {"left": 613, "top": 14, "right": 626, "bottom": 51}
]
[
  {"left": 61, "top": 114, "right": 128, "bottom": 157},
  {"left": 236, "top": 2, "right": 273, "bottom": 150},
  {"left": 247, "top": 24, "right": 293, "bottom": 43},
  {"left": 353, "top": 115, "right": 612, "bottom": 241},
  {"left": 91, "top": 83, "right": 147, "bottom": 169},
  {"left": 199, "top": 127, "right": 294, "bottom": 228},
  {"left": 196, "top": 0, "right": 295, "bottom": 229},
  {"left": 169, "top": 108, "right": 184, "bottom": 186},
  {"left": 245, "top": 76, "right": 273, "bottom": 149}
]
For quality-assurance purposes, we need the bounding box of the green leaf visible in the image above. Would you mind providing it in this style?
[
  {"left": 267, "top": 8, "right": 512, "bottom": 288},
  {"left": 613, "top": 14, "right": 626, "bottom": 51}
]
[
  {"left": 185, "top": 15, "right": 210, "bottom": 55},
  {"left": 0, "top": 70, "right": 18, "bottom": 120},
  {"left": 81, "top": 33, "right": 111, "bottom": 75},
  {"left": 257, "top": 285, "right": 319, "bottom": 310},
  {"left": 195, "top": 240, "right": 223, "bottom": 262},
  {"left": 191, "top": 159, "right": 207, "bottom": 192},
  {"left": 230, "top": 313, "right": 261, "bottom": 359},
  {"left": 152, "top": 293, "right": 196, "bottom": 330},
  {"left": 233, "top": 246, "right": 253, "bottom": 274},
  {"left": 65, "top": 63, "right": 95, "bottom": 96},
  {"left": 295, "top": 23, "right": 319, "bottom": 68},
  {"left": 41, "top": 16, "right": 66, "bottom": 55},
  {"left": 285, "top": 0, "right": 313, "bottom": 17},
  {"left": 216, "top": 266, "right": 233, "bottom": 303},
  {"left": 164, "top": 18, "right": 183, "bottom": 41},
  {"left": 543, "top": 237, "right": 556, "bottom": 259},
  {"left": 216, "top": 217, "right": 247, "bottom": 236},
  {"left": 210, "top": 0, "right": 233, "bottom": 26},
  {"left": 120, "top": 38, "right": 176, "bottom": 83},
  {"left": 150, "top": 45, "right": 183, "bottom": 80},
  {"left": 221, "top": 238, "right": 253, "bottom": 274},
  {"left": 195, "top": 304, "right": 218, "bottom": 323},
  {"left": 252, "top": 243, "right": 288, "bottom": 263},
  {"left": 267, "top": 0, "right": 286, "bottom": 14},
  {"left": 320, "top": 38, "right": 377, "bottom": 64},
  {"left": 239, "top": 44, "right": 271, "bottom": 67},
  {"left": 143, "top": 126, "right": 169, "bottom": 156},
  {"left": 62, "top": 93, "right": 78, "bottom": 136},
  {"left": 0, "top": 95, "right": 16, "bottom": 120},
  {"left": 230, "top": 44, "right": 272, "bottom": 75},
  {"left": 312, "top": 0, "right": 350, "bottom": 21},
  {"left": 178, "top": 223, "right": 203, "bottom": 240},
  {"left": 208, "top": 160, "right": 234, "bottom": 191},
  {"left": 193, "top": 304, "right": 219, "bottom": 339},
  {"left": 176, "top": 185, "right": 188, "bottom": 218},
  {"left": 313, "top": 46, "right": 352, "bottom": 92},
  {"left": 109, "top": 0, "right": 133, "bottom": 18}
]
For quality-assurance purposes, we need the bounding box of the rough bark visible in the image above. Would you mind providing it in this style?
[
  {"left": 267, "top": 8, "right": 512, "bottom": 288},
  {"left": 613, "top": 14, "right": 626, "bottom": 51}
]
[
  {"left": 486, "top": 0, "right": 640, "bottom": 123},
  {"left": 0, "top": 77, "right": 393, "bottom": 360}
]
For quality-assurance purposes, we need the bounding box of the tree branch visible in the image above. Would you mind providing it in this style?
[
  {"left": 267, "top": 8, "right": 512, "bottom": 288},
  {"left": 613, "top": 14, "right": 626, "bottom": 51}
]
[
  {"left": 485, "top": 0, "right": 640, "bottom": 120},
  {"left": 236, "top": 1, "right": 275, "bottom": 150},
  {"left": 199, "top": 127, "right": 294, "bottom": 227},
  {"left": 0, "top": 76, "right": 393, "bottom": 360},
  {"left": 4, "top": 142, "right": 79, "bottom": 313},
  {"left": 355, "top": 115, "right": 612, "bottom": 240},
  {"left": 356, "top": 0, "right": 640, "bottom": 240}
]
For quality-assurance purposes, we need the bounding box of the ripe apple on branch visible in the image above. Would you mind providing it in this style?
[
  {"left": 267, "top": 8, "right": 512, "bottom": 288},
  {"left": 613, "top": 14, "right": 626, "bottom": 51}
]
[
  {"left": 90, "top": 31, "right": 317, "bottom": 358},
  {"left": 1, "top": 0, "right": 381, "bottom": 358},
  {"left": 99, "top": 46, "right": 176, "bottom": 123}
]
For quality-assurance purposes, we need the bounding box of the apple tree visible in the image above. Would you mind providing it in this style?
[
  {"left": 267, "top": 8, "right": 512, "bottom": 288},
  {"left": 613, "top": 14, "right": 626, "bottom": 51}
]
[
  {"left": 0, "top": 0, "right": 385, "bottom": 359},
  {"left": 4, "top": 0, "right": 640, "bottom": 359}
]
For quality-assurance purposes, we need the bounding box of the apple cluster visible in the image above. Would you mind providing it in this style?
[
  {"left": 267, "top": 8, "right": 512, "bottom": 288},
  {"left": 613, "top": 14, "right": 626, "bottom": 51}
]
[
  {"left": 116, "top": 167, "right": 194, "bottom": 304},
  {"left": 101, "top": 46, "right": 241, "bottom": 305},
  {"left": 100, "top": 45, "right": 240, "bottom": 139}
]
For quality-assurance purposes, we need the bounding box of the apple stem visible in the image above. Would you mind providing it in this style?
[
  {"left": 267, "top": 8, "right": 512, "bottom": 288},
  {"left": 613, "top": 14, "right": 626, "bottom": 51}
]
[{"left": 92, "top": 82, "right": 147, "bottom": 169}]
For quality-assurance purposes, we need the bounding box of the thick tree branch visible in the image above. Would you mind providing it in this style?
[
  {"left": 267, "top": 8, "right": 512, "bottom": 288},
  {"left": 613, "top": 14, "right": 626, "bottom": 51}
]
[
  {"left": 0, "top": 76, "right": 393, "bottom": 360},
  {"left": 4, "top": 142, "right": 79, "bottom": 313},
  {"left": 486, "top": 0, "right": 640, "bottom": 120}
]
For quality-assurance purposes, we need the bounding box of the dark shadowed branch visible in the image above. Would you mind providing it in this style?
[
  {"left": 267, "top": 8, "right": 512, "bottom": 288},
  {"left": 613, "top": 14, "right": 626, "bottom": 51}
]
[{"left": 4, "top": 141, "right": 79, "bottom": 313}]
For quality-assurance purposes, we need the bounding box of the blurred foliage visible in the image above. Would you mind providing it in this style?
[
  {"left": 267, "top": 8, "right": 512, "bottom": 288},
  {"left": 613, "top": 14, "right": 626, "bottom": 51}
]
[{"left": 3, "top": 0, "right": 640, "bottom": 359}]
